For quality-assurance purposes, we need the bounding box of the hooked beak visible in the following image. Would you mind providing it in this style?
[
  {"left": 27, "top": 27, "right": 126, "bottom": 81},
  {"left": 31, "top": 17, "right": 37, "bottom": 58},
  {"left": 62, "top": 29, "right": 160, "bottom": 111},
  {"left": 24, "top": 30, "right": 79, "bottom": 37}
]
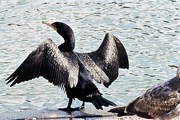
[{"left": 42, "top": 21, "right": 57, "bottom": 31}]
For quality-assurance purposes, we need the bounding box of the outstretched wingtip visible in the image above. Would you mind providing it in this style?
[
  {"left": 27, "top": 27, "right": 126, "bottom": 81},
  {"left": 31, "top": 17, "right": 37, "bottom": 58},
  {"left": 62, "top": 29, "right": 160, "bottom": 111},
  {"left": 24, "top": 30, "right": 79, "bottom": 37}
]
[
  {"left": 5, "top": 76, "right": 17, "bottom": 87},
  {"left": 5, "top": 76, "right": 12, "bottom": 84},
  {"left": 113, "top": 35, "right": 129, "bottom": 69}
]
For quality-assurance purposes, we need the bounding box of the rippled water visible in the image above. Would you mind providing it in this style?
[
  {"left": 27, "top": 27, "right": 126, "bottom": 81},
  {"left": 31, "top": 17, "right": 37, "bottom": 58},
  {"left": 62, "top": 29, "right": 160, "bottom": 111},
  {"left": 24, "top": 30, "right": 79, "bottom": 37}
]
[{"left": 0, "top": 0, "right": 179, "bottom": 114}]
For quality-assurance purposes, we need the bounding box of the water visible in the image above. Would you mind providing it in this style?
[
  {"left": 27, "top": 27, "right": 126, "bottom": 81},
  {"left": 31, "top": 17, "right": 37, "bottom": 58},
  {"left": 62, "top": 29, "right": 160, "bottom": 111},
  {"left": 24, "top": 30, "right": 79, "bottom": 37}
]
[{"left": 0, "top": 0, "right": 179, "bottom": 114}]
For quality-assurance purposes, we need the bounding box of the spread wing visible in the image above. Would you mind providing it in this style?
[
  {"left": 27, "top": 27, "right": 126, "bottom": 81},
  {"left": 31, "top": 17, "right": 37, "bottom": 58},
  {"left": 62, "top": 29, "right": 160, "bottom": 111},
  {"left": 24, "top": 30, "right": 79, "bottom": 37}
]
[
  {"left": 126, "top": 80, "right": 180, "bottom": 118},
  {"left": 76, "top": 53, "right": 110, "bottom": 85},
  {"left": 77, "top": 33, "right": 129, "bottom": 87},
  {"left": 6, "top": 38, "right": 79, "bottom": 88}
]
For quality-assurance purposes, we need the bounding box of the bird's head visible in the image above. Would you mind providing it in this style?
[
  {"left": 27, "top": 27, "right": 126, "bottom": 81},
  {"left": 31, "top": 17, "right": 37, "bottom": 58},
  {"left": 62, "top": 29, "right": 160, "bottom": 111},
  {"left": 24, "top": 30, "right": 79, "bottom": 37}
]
[
  {"left": 42, "top": 21, "right": 74, "bottom": 39},
  {"left": 42, "top": 21, "right": 75, "bottom": 51}
]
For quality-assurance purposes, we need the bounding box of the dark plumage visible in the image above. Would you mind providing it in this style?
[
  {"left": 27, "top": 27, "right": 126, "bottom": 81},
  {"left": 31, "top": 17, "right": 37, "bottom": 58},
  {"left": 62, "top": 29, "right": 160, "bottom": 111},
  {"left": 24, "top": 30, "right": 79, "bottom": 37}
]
[
  {"left": 6, "top": 21, "right": 128, "bottom": 110},
  {"left": 109, "top": 65, "right": 180, "bottom": 119},
  {"left": 42, "top": 21, "right": 129, "bottom": 87},
  {"left": 6, "top": 38, "right": 116, "bottom": 110}
]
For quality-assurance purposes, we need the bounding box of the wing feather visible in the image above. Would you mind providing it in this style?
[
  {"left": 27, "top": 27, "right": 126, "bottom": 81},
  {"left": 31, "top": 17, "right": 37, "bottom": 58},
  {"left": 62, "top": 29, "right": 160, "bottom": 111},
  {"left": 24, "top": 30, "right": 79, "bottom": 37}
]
[
  {"left": 6, "top": 38, "right": 78, "bottom": 89},
  {"left": 76, "top": 53, "right": 109, "bottom": 84},
  {"left": 77, "top": 33, "right": 129, "bottom": 87},
  {"left": 62, "top": 52, "right": 79, "bottom": 88}
]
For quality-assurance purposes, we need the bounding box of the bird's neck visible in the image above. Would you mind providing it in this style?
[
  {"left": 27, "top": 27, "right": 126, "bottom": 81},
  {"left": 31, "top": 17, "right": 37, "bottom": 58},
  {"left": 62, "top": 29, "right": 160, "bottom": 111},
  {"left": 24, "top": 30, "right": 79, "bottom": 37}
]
[{"left": 59, "top": 35, "right": 75, "bottom": 52}]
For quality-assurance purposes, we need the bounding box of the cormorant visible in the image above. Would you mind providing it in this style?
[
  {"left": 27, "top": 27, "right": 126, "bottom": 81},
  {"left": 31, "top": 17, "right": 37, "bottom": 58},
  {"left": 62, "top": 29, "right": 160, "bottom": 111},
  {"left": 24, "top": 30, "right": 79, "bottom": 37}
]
[
  {"left": 109, "top": 65, "right": 180, "bottom": 119},
  {"left": 6, "top": 38, "right": 116, "bottom": 110},
  {"left": 6, "top": 21, "right": 128, "bottom": 110},
  {"left": 42, "top": 21, "right": 129, "bottom": 88}
]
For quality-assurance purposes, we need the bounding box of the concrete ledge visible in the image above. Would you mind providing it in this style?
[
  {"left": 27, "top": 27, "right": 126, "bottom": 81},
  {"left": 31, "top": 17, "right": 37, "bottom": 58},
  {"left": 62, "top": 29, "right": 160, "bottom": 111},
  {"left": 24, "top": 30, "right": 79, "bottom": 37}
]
[
  {"left": 0, "top": 108, "right": 151, "bottom": 120},
  {"left": 0, "top": 108, "right": 113, "bottom": 120},
  {"left": 7, "top": 107, "right": 180, "bottom": 120}
]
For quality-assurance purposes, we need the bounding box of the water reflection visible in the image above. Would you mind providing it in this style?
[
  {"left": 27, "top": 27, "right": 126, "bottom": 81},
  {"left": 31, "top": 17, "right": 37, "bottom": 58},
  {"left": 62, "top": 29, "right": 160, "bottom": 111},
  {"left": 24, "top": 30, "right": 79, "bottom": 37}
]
[{"left": 0, "top": 0, "right": 179, "bottom": 113}]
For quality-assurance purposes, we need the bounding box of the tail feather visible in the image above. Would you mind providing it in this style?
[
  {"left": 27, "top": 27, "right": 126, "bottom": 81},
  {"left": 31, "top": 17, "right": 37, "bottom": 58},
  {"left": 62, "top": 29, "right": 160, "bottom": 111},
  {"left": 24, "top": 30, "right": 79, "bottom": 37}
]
[
  {"left": 92, "top": 98, "right": 103, "bottom": 110},
  {"left": 98, "top": 96, "right": 117, "bottom": 106},
  {"left": 108, "top": 106, "right": 134, "bottom": 116},
  {"left": 97, "top": 98, "right": 109, "bottom": 107},
  {"left": 91, "top": 96, "right": 117, "bottom": 110}
]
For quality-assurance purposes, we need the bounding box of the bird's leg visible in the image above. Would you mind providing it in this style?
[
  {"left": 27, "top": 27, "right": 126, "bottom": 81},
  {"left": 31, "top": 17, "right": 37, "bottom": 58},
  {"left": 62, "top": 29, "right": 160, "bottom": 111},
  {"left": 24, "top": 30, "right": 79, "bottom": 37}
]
[
  {"left": 58, "top": 98, "right": 81, "bottom": 111},
  {"left": 67, "top": 98, "right": 73, "bottom": 109},
  {"left": 58, "top": 98, "right": 73, "bottom": 111},
  {"left": 79, "top": 101, "right": 85, "bottom": 109},
  {"left": 58, "top": 98, "right": 84, "bottom": 111}
]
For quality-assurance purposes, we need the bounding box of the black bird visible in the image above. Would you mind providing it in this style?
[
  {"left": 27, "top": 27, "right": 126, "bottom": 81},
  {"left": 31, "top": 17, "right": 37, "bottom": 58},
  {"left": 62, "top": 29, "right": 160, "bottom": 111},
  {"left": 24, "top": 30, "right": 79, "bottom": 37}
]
[
  {"left": 6, "top": 38, "right": 116, "bottom": 110},
  {"left": 42, "top": 21, "right": 129, "bottom": 88},
  {"left": 109, "top": 65, "right": 180, "bottom": 119},
  {"left": 6, "top": 21, "right": 128, "bottom": 110}
]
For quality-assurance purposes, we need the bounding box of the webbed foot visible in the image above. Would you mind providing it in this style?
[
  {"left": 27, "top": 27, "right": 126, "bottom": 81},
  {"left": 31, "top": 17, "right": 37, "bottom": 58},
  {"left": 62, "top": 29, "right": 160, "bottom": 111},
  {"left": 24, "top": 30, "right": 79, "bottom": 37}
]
[{"left": 58, "top": 107, "right": 83, "bottom": 111}]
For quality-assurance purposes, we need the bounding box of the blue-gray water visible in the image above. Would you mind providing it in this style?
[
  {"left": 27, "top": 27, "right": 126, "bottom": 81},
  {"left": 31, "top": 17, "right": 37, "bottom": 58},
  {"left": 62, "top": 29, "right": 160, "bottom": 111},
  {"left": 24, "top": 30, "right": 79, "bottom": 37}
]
[{"left": 0, "top": 0, "right": 179, "bottom": 114}]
